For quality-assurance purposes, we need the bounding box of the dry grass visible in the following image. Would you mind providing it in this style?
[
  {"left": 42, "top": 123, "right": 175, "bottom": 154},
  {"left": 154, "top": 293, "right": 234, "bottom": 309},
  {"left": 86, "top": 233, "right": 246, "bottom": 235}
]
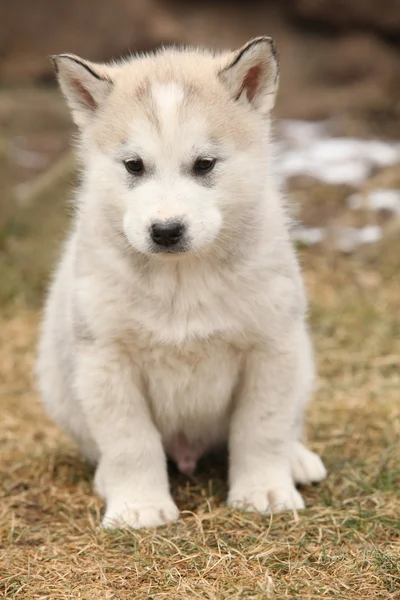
[{"left": 1, "top": 251, "right": 399, "bottom": 599}]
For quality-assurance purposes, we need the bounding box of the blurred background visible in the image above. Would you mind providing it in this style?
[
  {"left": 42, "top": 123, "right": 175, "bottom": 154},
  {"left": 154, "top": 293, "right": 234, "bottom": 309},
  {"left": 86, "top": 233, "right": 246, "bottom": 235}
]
[
  {"left": 1, "top": 7, "right": 399, "bottom": 593},
  {"left": 1, "top": 0, "right": 400, "bottom": 307}
]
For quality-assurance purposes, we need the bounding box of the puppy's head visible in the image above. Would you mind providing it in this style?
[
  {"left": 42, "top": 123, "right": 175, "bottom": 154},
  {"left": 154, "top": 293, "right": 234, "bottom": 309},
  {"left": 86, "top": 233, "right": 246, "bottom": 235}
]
[{"left": 53, "top": 38, "right": 279, "bottom": 257}]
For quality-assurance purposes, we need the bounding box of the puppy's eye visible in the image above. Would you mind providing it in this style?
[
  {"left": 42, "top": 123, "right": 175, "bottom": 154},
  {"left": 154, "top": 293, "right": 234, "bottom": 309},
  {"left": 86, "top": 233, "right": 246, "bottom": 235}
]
[
  {"left": 124, "top": 158, "right": 145, "bottom": 175},
  {"left": 193, "top": 157, "right": 216, "bottom": 175}
]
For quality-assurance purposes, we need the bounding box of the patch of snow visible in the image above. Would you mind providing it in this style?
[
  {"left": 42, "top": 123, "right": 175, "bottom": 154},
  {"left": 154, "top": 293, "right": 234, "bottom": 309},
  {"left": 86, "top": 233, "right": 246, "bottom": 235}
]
[
  {"left": 335, "top": 226, "right": 382, "bottom": 253},
  {"left": 293, "top": 227, "right": 325, "bottom": 246},
  {"left": 277, "top": 120, "right": 400, "bottom": 186},
  {"left": 358, "top": 225, "right": 382, "bottom": 244},
  {"left": 292, "top": 224, "right": 382, "bottom": 252},
  {"left": 9, "top": 138, "right": 48, "bottom": 170},
  {"left": 348, "top": 189, "right": 400, "bottom": 213}
]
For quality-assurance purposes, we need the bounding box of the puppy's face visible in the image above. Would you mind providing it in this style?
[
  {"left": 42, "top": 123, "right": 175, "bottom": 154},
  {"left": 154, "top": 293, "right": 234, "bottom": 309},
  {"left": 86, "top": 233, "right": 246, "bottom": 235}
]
[{"left": 54, "top": 39, "right": 279, "bottom": 257}]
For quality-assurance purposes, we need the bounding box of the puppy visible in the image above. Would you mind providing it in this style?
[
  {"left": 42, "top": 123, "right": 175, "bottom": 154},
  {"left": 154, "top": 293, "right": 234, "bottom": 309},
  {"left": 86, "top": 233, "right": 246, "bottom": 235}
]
[{"left": 37, "top": 37, "right": 326, "bottom": 529}]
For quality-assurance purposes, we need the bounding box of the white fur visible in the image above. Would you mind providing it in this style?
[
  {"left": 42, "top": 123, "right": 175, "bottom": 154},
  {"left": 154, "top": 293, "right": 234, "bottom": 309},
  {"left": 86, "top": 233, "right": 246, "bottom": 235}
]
[
  {"left": 37, "top": 39, "right": 326, "bottom": 530},
  {"left": 152, "top": 82, "right": 184, "bottom": 128}
]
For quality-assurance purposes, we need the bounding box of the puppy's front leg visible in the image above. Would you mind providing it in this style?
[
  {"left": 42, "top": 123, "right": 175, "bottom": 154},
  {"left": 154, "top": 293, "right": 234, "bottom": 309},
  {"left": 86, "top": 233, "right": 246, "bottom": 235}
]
[
  {"left": 76, "top": 343, "right": 179, "bottom": 529},
  {"left": 228, "top": 338, "right": 306, "bottom": 514}
]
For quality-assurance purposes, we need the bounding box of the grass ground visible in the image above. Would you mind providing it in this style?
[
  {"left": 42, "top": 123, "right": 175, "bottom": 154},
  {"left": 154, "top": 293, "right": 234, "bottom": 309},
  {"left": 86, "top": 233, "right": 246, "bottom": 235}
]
[{"left": 1, "top": 249, "right": 399, "bottom": 599}]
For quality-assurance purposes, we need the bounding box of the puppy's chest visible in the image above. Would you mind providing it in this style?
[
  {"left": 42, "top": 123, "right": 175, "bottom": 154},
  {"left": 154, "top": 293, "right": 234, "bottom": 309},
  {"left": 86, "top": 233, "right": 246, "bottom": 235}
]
[
  {"left": 128, "top": 269, "right": 254, "bottom": 345},
  {"left": 137, "top": 337, "right": 243, "bottom": 444}
]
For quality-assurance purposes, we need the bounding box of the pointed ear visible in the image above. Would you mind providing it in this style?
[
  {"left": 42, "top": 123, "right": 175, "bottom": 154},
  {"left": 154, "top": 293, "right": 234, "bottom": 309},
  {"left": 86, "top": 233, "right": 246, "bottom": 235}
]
[
  {"left": 219, "top": 37, "right": 279, "bottom": 114},
  {"left": 51, "top": 54, "right": 113, "bottom": 128}
]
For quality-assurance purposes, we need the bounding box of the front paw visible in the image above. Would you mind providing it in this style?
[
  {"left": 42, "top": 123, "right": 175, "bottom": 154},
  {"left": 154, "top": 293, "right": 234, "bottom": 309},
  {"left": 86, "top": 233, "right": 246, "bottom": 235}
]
[
  {"left": 102, "top": 497, "right": 179, "bottom": 529},
  {"left": 228, "top": 481, "right": 305, "bottom": 514}
]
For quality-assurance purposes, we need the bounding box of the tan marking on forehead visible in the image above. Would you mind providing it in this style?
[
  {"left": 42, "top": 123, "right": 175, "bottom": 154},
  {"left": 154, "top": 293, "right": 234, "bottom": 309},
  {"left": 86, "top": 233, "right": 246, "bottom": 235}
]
[{"left": 134, "top": 79, "right": 161, "bottom": 133}]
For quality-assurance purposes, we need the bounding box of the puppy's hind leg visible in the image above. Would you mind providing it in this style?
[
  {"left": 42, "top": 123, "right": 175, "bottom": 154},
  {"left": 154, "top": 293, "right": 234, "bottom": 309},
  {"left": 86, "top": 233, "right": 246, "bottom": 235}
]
[
  {"left": 289, "top": 402, "right": 327, "bottom": 487},
  {"left": 291, "top": 441, "right": 327, "bottom": 486},
  {"left": 289, "top": 333, "right": 327, "bottom": 487}
]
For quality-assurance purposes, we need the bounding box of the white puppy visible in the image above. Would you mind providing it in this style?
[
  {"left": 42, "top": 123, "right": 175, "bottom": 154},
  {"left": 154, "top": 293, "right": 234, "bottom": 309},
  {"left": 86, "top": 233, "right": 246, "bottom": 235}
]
[{"left": 37, "top": 37, "right": 327, "bottom": 529}]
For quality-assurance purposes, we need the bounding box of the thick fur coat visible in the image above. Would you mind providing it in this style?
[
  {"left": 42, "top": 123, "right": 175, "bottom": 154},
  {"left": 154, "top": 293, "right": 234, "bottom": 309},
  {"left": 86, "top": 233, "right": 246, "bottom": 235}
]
[{"left": 37, "top": 37, "right": 326, "bottom": 529}]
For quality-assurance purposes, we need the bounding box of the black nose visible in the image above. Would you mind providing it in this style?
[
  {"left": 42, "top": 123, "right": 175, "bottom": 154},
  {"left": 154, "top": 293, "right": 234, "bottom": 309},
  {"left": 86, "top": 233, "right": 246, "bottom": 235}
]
[{"left": 150, "top": 221, "right": 185, "bottom": 248}]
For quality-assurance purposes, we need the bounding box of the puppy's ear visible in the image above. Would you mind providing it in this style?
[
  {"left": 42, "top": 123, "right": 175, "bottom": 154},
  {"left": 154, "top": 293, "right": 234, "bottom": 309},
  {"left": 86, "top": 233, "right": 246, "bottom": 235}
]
[
  {"left": 51, "top": 54, "right": 113, "bottom": 127},
  {"left": 219, "top": 37, "right": 279, "bottom": 114}
]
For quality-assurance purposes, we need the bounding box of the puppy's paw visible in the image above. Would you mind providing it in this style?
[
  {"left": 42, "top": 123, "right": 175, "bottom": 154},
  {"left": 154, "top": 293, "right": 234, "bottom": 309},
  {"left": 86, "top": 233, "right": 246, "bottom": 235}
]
[
  {"left": 102, "top": 497, "right": 179, "bottom": 530},
  {"left": 291, "top": 442, "right": 327, "bottom": 486},
  {"left": 227, "top": 482, "right": 305, "bottom": 514}
]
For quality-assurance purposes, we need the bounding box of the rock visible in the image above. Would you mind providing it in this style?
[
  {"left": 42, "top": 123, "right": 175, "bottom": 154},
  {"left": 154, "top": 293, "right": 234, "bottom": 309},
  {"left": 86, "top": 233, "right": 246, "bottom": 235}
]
[
  {"left": 358, "top": 216, "right": 400, "bottom": 275},
  {"left": 318, "top": 34, "right": 399, "bottom": 87},
  {"left": 290, "top": 0, "right": 400, "bottom": 35},
  {"left": 287, "top": 178, "right": 355, "bottom": 227},
  {"left": 0, "top": 0, "right": 181, "bottom": 82},
  {"left": 0, "top": 137, "right": 14, "bottom": 234},
  {"left": 363, "top": 164, "right": 400, "bottom": 193}
]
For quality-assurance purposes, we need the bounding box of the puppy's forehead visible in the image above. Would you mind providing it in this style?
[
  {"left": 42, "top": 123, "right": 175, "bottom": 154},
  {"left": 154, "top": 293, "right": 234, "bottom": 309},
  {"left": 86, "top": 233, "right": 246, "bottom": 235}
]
[
  {"left": 93, "top": 54, "right": 255, "bottom": 150},
  {"left": 130, "top": 57, "right": 218, "bottom": 117}
]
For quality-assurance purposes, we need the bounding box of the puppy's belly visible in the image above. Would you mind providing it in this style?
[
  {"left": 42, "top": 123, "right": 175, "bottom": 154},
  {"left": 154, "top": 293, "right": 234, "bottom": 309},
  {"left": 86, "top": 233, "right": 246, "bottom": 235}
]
[
  {"left": 144, "top": 340, "right": 241, "bottom": 470},
  {"left": 166, "top": 432, "right": 209, "bottom": 474}
]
